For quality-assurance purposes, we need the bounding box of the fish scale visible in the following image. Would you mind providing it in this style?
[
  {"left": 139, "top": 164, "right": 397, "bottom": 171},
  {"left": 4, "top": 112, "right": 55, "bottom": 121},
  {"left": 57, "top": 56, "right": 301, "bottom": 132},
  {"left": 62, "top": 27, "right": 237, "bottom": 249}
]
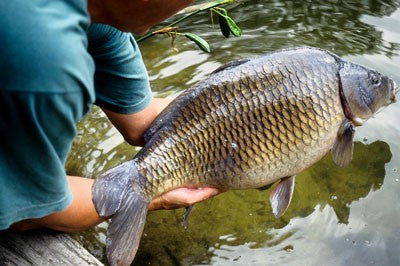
[
  {"left": 92, "top": 47, "right": 398, "bottom": 266},
  {"left": 135, "top": 50, "right": 344, "bottom": 195}
]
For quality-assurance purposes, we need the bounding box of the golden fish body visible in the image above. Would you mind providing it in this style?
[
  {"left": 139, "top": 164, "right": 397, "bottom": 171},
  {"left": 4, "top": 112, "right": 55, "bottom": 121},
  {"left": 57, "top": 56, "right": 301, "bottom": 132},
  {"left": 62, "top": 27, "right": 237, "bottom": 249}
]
[
  {"left": 92, "top": 47, "right": 397, "bottom": 266},
  {"left": 138, "top": 48, "right": 344, "bottom": 193}
]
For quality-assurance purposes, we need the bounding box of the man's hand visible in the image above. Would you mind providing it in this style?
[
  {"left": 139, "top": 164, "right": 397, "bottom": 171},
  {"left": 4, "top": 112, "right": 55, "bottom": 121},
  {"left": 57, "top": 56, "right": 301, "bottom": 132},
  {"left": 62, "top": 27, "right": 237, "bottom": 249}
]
[{"left": 149, "top": 187, "right": 223, "bottom": 211}]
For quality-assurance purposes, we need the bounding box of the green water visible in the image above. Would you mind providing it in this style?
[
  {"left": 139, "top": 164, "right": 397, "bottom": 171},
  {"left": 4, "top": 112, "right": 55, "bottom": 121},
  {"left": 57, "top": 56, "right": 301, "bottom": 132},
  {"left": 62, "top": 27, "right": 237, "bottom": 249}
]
[{"left": 68, "top": 1, "right": 400, "bottom": 265}]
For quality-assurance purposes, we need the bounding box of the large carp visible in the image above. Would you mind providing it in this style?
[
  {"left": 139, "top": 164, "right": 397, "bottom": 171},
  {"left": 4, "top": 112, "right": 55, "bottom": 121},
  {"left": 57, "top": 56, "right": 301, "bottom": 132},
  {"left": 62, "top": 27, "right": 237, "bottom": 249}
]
[{"left": 92, "top": 47, "right": 398, "bottom": 266}]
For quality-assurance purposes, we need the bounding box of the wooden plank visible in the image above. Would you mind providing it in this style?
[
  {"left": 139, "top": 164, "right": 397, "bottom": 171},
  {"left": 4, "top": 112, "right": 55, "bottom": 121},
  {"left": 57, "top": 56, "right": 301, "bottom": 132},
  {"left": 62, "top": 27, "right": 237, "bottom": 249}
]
[{"left": 0, "top": 230, "right": 104, "bottom": 266}]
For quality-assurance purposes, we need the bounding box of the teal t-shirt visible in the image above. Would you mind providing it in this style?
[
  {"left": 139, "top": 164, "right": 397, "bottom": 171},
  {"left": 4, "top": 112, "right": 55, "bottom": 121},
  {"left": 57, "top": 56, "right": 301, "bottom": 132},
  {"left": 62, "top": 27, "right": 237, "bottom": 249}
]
[{"left": 0, "top": 0, "right": 152, "bottom": 229}]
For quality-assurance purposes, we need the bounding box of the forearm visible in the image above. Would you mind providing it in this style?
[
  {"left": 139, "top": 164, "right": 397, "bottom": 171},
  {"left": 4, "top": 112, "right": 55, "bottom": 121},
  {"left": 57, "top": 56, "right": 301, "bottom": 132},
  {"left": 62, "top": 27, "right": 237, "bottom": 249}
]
[
  {"left": 12, "top": 175, "right": 221, "bottom": 232},
  {"left": 102, "top": 97, "right": 171, "bottom": 146},
  {"left": 12, "top": 176, "right": 104, "bottom": 232}
]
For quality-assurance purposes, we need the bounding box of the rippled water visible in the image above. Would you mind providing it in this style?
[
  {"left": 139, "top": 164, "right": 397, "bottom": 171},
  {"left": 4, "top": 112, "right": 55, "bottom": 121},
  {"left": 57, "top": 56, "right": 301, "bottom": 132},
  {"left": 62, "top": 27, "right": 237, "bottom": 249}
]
[{"left": 68, "top": 1, "right": 400, "bottom": 265}]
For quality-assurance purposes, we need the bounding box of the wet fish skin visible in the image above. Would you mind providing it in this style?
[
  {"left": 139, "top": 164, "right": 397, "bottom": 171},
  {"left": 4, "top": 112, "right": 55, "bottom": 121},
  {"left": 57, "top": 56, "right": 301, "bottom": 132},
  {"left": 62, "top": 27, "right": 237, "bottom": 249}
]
[
  {"left": 92, "top": 47, "right": 397, "bottom": 266},
  {"left": 138, "top": 48, "right": 344, "bottom": 194}
]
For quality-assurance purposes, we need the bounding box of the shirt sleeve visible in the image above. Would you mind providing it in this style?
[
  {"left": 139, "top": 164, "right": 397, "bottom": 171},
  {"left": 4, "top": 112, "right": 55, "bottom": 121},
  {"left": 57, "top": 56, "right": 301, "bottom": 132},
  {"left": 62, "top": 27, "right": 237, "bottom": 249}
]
[{"left": 87, "top": 24, "right": 153, "bottom": 114}]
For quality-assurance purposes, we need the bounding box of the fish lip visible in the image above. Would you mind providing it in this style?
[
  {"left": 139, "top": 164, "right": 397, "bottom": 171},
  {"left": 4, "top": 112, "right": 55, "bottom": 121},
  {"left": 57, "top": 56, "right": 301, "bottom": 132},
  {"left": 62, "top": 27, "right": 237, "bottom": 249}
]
[{"left": 392, "top": 80, "right": 398, "bottom": 103}]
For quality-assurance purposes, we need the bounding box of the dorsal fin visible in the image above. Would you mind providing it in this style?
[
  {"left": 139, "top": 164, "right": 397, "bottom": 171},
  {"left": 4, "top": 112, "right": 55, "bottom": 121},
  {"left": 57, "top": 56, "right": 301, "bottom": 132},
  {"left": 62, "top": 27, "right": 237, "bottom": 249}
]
[
  {"left": 143, "top": 88, "right": 198, "bottom": 143},
  {"left": 211, "top": 58, "right": 251, "bottom": 74},
  {"left": 143, "top": 104, "right": 174, "bottom": 143}
]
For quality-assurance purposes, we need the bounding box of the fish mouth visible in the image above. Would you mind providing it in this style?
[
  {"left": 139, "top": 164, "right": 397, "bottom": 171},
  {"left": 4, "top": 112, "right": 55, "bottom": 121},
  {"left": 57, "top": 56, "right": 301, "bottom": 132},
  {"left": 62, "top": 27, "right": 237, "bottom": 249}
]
[{"left": 392, "top": 80, "right": 399, "bottom": 103}]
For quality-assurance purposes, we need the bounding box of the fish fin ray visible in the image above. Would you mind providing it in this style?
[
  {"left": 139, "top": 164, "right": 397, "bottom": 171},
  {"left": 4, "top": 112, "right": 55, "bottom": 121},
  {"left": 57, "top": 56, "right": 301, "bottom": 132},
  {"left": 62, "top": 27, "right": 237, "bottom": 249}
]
[
  {"left": 269, "top": 176, "right": 295, "bottom": 218},
  {"left": 92, "top": 161, "right": 136, "bottom": 217},
  {"left": 92, "top": 160, "right": 150, "bottom": 266},
  {"left": 331, "top": 119, "right": 354, "bottom": 167},
  {"left": 211, "top": 58, "right": 251, "bottom": 75},
  {"left": 106, "top": 192, "right": 149, "bottom": 266},
  {"left": 182, "top": 205, "right": 194, "bottom": 229}
]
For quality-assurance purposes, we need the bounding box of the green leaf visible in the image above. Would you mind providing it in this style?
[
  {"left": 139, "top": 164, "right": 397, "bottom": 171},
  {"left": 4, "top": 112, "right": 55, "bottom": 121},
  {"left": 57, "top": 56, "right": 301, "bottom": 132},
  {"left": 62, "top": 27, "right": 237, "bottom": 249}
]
[
  {"left": 184, "top": 33, "right": 211, "bottom": 53},
  {"left": 226, "top": 16, "right": 241, "bottom": 37},
  {"left": 212, "top": 7, "right": 241, "bottom": 37},
  {"left": 200, "top": 0, "right": 235, "bottom": 11},
  {"left": 218, "top": 8, "right": 230, "bottom": 38}
]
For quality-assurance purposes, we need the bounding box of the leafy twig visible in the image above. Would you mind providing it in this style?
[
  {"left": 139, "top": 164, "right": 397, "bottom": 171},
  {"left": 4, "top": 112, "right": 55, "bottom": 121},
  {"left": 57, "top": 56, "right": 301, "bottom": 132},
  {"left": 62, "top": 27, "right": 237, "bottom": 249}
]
[{"left": 136, "top": 0, "right": 235, "bottom": 43}]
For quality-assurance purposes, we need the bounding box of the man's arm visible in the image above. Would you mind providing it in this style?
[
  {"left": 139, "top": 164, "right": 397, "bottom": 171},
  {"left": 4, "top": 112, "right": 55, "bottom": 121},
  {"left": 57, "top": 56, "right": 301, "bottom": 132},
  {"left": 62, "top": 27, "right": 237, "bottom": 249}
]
[
  {"left": 12, "top": 98, "right": 221, "bottom": 232},
  {"left": 12, "top": 0, "right": 219, "bottom": 233},
  {"left": 12, "top": 176, "right": 220, "bottom": 232},
  {"left": 102, "top": 98, "right": 170, "bottom": 146}
]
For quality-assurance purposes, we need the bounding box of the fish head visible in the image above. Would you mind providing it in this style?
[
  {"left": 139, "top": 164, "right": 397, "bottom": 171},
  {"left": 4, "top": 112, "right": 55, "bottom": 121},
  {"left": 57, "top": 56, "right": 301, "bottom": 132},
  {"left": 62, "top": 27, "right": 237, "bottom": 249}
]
[{"left": 339, "top": 61, "right": 398, "bottom": 126}]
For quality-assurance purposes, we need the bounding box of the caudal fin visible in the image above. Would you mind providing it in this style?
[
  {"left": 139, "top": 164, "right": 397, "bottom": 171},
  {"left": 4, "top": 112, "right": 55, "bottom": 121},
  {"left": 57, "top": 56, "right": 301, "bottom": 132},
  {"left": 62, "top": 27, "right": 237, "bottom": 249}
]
[{"left": 92, "top": 160, "right": 150, "bottom": 266}]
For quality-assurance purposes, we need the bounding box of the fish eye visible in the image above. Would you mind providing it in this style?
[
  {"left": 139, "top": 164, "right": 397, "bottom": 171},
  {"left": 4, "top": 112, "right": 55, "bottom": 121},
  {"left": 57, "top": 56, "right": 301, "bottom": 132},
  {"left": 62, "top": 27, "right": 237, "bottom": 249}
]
[{"left": 370, "top": 73, "right": 380, "bottom": 85}]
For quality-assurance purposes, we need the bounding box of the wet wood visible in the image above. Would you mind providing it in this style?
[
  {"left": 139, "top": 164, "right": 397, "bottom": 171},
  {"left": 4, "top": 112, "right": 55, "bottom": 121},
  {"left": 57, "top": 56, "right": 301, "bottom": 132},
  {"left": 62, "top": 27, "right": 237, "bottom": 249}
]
[{"left": 0, "top": 230, "right": 103, "bottom": 266}]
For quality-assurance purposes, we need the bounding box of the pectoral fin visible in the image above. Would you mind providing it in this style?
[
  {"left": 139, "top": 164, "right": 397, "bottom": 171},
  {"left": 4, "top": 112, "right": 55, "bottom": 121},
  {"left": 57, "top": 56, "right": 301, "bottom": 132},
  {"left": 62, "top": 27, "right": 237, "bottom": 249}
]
[
  {"left": 182, "top": 205, "right": 194, "bottom": 229},
  {"left": 269, "top": 176, "right": 295, "bottom": 218},
  {"left": 331, "top": 119, "right": 355, "bottom": 167}
]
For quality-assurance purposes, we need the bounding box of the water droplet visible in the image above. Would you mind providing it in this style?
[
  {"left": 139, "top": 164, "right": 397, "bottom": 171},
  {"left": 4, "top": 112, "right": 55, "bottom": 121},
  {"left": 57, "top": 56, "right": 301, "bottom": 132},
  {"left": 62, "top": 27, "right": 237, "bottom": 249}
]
[
  {"left": 345, "top": 238, "right": 350, "bottom": 241},
  {"left": 395, "top": 178, "right": 399, "bottom": 182},
  {"left": 231, "top": 143, "right": 238, "bottom": 149},
  {"left": 363, "top": 137, "right": 368, "bottom": 142},
  {"left": 331, "top": 195, "right": 337, "bottom": 200},
  {"left": 364, "top": 240, "right": 370, "bottom": 245}
]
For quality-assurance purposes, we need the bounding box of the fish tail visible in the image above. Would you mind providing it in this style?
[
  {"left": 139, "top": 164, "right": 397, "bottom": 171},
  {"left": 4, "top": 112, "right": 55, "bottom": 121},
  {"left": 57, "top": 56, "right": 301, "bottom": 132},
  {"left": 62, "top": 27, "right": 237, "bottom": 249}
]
[{"left": 92, "top": 160, "right": 150, "bottom": 266}]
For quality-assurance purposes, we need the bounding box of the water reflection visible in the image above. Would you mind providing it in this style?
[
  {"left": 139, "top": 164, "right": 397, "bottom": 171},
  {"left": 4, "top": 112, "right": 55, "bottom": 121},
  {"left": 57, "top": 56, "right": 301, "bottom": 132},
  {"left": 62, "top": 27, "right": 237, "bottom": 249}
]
[
  {"left": 65, "top": 107, "right": 139, "bottom": 178},
  {"left": 291, "top": 141, "right": 391, "bottom": 223},
  {"left": 229, "top": 0, "right": 400, "bottom": 55},
  {"left": 140, "top": 0, "right": 400, "bottom": 97}
]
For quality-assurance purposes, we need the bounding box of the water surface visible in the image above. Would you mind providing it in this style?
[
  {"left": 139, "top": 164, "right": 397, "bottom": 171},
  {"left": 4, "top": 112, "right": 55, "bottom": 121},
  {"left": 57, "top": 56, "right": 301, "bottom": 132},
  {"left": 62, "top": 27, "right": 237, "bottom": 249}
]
[{"left": 68, "top": 1, "right": 400, "bottom": 265}]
